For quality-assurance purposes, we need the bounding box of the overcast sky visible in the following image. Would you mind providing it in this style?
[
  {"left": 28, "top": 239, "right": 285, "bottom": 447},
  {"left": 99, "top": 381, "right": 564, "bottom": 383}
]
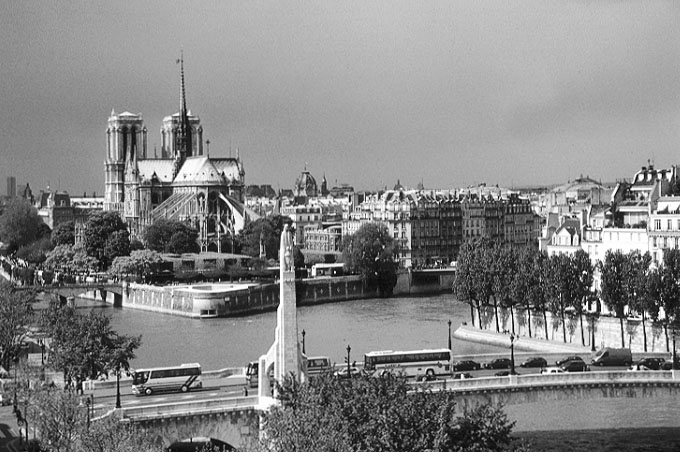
[{"left": 1, "top": 1, "right": 679, "bottom": 195}]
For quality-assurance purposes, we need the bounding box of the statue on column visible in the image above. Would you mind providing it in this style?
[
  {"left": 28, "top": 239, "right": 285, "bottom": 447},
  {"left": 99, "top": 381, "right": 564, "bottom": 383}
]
[{"left": 281, "top": 224, "right": 294, "bottom": 272}]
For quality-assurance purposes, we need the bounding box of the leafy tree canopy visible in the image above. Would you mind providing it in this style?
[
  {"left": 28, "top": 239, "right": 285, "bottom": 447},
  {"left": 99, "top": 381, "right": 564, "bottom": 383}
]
[
  {"left": 0, "top": 281, "right": 35, "bottom": 370},
  {"left": 143, "top": 219, "right": 199, "bottom": 254},
  {"left": 110, "top": 249, "right": 165, "bottom": 277},
  {"left": 342, "top": 222, "right": 398, "bottom": 296},
  {"left": 0, "top": 198, "right": 45, "bottom": 252},
  {"left": 83, "top": 211, "right": 130, "bottom": 268},
  {"left": 237, "top": 215, "right": 289, "bottom": 259},
  {"left": 51, "top": 221, "right": 75, "bottom": 247},
  {"left": 260, "top": 373, "right": 527, "bottom": 452},
  {"left": 41, "top": 302, "right": 141, "bottom": 385},
  {"left": 44, "top": 244, "right": 100, "bottom": 273}
]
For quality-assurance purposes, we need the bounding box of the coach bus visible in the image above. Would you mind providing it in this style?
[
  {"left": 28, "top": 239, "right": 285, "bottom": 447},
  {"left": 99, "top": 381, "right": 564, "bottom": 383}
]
[
  {"left": 131, "top": 363, "right": 202, "bottom": 396},
  {"left": 363, "top": 349, "right": 452, "bottom": 379}
]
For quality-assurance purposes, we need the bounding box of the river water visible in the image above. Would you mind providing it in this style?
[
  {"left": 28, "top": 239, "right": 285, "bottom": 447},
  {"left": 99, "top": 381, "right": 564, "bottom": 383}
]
[{"left": 80, "top": 293, "right": 499, "bottom": 370}]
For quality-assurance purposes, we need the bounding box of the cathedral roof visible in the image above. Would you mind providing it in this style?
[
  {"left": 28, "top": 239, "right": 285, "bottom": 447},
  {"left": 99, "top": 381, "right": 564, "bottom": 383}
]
[
  {"left": 211, "top": 158, "right": 244, "bottom": 183},
  {"left": 137, "top": 160, "right": 175, "bottom": 183},
  {"left": 173, "top": 156, "right": 224, "bottom": 186}
]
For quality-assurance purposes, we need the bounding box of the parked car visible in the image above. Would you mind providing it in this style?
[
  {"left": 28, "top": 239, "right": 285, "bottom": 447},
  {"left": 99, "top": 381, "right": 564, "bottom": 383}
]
[
  {"left": 520, "top": 357, "right": 547, "bottom": 368},
  {"left": 453, "top": 372, "right": 474, "bottom": 380},
  {"left": 555, "top": 355, "right": 583, "bottom": 366},
  {"left": 560, "top": 360, "right": 589, "bottom": 372},
  {"left": 494, "top": 370, "right": 520, "bottom": 377},
  {"left": 540, "top": 366, "right": 565, "bottom": 374},
  {"left": 485, "top": 358, "right": 512, "bottom": 369},
  {"left": 453, "top": 360, "right": 481, "bottom": 371},
  {"left": 334, "top": 367, "right": 361, "bottom": 379},
  {"left": 630, "top": 357, "right": 666, "bottom": 371},
  {"left": 591, "top": 348, "right": 633, "bottom": 367},
  {"left": 661, "top": 357, "right": 680, "bottom": 370}
]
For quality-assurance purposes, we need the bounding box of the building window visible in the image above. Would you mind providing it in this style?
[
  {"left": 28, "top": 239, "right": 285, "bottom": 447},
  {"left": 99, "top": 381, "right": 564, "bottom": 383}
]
[
  {"left": 655, "top": 219, "right": 661, "bottom": 230},
  {"left": 668, "top": 219, "right": 673, "bottom": 230}
]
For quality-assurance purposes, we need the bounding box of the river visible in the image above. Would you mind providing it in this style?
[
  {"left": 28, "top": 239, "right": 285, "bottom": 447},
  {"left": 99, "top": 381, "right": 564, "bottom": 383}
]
[{"left": 80, "top": 293, "right": 500, "bottom": 370}]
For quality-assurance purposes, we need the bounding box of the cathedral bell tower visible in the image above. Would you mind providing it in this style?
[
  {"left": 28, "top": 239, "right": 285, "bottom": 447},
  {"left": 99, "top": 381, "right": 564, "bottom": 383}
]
[{"left": 104, "top": 111, "right": 146, "bottom": 213}]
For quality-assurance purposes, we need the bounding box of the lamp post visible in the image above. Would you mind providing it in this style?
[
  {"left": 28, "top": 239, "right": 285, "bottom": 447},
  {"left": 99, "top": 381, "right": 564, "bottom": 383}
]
[
  {"left": 447, "top": 319, "right": 452, "bottom": 350},
  {"left": 509, "top": 333, "right": 516, "bottom": 375},
  {"left": 673, "top": 329, "right": 677, "bottom": 371},
  {"left": 12, "top": 355, "right": 18, "bottom": 413},
  {"left": 86, "top": 396, "right": 91, "bottom": 428},
  {"left": 301, "top": 329, "right": 306, "bottom": 355},
  {"left": 115, "top": 365, "right": 121, "bottom": 409},
  {"left": 38, "top": 339, "right": 45, "bottom": 366},
  {"left": 346, "top": 345, "right": 351, "bottom": 379}
]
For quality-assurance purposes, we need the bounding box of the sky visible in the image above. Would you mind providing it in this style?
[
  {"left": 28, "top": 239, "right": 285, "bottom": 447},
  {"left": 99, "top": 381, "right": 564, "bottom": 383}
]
[{"left": 1, "top": 1, "right": 679, "bottom": 195}]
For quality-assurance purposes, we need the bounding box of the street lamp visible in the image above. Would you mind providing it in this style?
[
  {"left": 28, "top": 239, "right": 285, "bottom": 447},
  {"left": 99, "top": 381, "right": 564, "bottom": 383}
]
[
  {"left": 673, "top": 329, "right": 677, "bottom": 371},
  {"left": 346, "top": 345, "right": 351, "bottom": 379},
  {"left": 509, "top": 333, "right": 516, "bottom": 375},
  {"left": 38, "top": 339, "right": 45, "bottom": 366},
  {"left": 115, "top": 365, "right": 122, "bottom": 409},
  {"left": 12, "top": 355, "right": 18, "bottom": 413},
  {"left": 447, "top": 319, "right": 452, "bottom": 350},
  {"left": 85, "top": 396, "right": 91, "bottom": 428},
  {"left": 301, "top": 329, "right": 306, "bottom": 355}
]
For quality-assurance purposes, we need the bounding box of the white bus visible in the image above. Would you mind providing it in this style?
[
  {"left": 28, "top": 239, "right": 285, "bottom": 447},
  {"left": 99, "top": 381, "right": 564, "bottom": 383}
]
[
  {"left": 131, "top": 363, "right": 202, "bottom": 396},
  {"left": 363, "top": 349, "right": 452, "bottom": 379},
  {"left": 245, "top": 356, "right": 331, "bottom": 388}
]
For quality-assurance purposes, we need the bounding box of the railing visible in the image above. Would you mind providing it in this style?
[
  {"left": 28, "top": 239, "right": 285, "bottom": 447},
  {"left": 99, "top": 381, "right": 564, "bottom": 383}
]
[
  {"left": 121, "top": 395, "right": 258, "bottom": 420},
  {"left": 417, "top": 370, "right": 679, "bottom": 392}
]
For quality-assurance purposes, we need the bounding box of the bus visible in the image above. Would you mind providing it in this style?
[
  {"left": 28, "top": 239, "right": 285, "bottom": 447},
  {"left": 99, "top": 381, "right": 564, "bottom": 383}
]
[
  {"left": 131, "top": 363, "right": 202, "bottom": 396},
  {"left": 245, "top": 361, "right": 259, "bottom": 388},
  {"left": 363, "top": 349, "right": 452, "bottom": 379}
]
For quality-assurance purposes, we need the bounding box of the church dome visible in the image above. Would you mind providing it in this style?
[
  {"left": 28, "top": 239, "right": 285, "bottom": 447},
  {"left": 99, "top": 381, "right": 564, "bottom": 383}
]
[{"left": 294, "top": 169, "right": 318, "bottom": 197}]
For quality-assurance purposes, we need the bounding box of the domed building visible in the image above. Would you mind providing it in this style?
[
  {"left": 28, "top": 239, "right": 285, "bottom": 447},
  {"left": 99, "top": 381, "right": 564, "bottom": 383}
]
[{"left": 293, "top": 167, "right": 319, "bottom": 198}]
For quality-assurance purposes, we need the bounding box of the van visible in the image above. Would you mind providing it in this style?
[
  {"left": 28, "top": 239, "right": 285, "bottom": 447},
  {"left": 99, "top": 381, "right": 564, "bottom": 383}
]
[
  {"left": 306, "top": 356, "right": 331, "bottom": 378},
  {"left": 591, "top": 348, "right": 633, "bottom": 367}
]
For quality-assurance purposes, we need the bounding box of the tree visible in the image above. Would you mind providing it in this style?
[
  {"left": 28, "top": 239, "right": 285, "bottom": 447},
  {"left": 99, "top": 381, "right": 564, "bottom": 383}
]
[
  {"left": 27, "top": 385, "right": 163, "bottom": 452},
  {"left": 83, "top": 211, "right": 130, "bottom": 269},
  {"left": 510, "top": 248, "right": 545, "bottom": 338},
  {"left": 236, "top": 216, "right": 288, "bottom": 259},
  {"left": 0, "top": 198, "right": 44, "bottom": 253},
  {"left": 491, "top": 246, "right": 516, "bottom": 334},
  {"left": 0, "top": 282, "right": 35, "bottom": 371},
  {"left": 44, "top": 244, "right": 99, "bottom": 273},
  {"left": 260, "top": 373, "right": 526, "bottom": 452},
  {"left": 41, "top": 302, "right": 141, "bottom": 389},
  {"left": 571, "top": 249, "right": 594, "bottom": 347},
  {"left": 51, "top": 221, "right": 75, "bottom": 247},
  {"left": 342, "top": 222, "right": 398, "bottom": 297},
  {"left": 648, "top": 249, "right": 680, "bottom": 351},
  {"left": 109, "top": 249, "right": 165, "bottom": 279},
  {"left": 625, "top": 251, "right": 652, "bottom": 351},
  {"left": 144, "top": 219, "right": 199, "bottom": 254},
  {"left": 16, "top": 237, "right": 53, "bottom": 264},
  {"left": 600, "top": 250, "right": 629, "bottom": 347},
  {"left": 454, "top": 238, "right": 495, "bottom": 328}
]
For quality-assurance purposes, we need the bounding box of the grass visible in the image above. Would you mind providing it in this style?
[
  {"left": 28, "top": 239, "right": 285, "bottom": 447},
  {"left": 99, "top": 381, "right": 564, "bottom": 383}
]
[{"left": 514, "top": 428, "right": 680, "bottom": 451}]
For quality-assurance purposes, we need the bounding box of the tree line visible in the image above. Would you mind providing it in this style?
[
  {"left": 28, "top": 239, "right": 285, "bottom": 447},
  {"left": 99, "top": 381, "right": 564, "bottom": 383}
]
[{"left": 454, "top": 238, "right": 680, "bottom": 352}]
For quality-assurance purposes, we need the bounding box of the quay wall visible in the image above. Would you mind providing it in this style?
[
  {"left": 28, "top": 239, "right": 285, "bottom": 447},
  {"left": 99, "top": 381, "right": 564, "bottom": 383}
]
[{"left": 117, "top": 276, "right": 378, "bottom": 318}]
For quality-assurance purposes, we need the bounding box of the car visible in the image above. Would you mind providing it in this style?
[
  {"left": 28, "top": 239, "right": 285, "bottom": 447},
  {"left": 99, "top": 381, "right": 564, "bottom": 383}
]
[
  {"left": 416, "top": 373, "right": 438, "bottom": 382},
  {"left": 630, "top": 357, "right": 666, "bottom": 371},
  {"left": 560, "top": 360, "right": 589, "bottom": 372},
  {"left": 453, "top": 360, "right": 482, "bottom": 371},
  {"left": 661, "top": 357, "right": 680, "bottom": 370},
  {"left": 494, "top": 370, "right": 519, "bottom": 377},
  {"left": 453, "top": 372, "right": 474, "bottom": 380},
  {"left": 540, "top": 366, "right": 565, "bottom": 374},
  {"left": 520, "top": 357, "right": 547, "bottom": 368},
  {"left": 485, "top": 358, "right": 512, "bottom": 369},
  {"left": 555, "top": 356, "right": 584, "bottom": 366},
  {"left": 334, "top": 367, "right": 361, "bottom": 379}
]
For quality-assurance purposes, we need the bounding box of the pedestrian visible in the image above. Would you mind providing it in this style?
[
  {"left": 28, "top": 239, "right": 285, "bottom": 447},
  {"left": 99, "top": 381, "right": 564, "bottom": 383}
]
[{"left": 243, "top": 386, "right": 248, "bottom": 397}]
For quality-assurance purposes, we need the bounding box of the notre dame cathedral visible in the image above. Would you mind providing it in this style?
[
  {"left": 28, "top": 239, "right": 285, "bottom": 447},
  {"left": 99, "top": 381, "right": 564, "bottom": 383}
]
[{"left": 103, "top": 57, "right": 252, "bottom": 252}]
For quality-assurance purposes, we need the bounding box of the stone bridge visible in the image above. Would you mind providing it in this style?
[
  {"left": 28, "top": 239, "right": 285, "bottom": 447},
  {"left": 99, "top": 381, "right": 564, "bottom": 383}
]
[
  {"left": 17, "top": 282, "right": 125, "bottom": 306},
  {"left": 117, "top": 370, "right": 680, "bottom": 446}
]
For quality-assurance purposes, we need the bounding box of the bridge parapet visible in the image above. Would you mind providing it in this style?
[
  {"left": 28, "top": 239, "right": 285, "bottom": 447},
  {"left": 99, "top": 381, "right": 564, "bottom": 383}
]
[{"left": 120, "top": 395, "right": 257, "bottom": 421}]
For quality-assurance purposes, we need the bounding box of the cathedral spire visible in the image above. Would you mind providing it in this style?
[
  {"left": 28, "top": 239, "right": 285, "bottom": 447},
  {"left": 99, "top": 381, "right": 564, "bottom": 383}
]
[{"left": 173, "top": 52, "right": 192, "bottom": 178}]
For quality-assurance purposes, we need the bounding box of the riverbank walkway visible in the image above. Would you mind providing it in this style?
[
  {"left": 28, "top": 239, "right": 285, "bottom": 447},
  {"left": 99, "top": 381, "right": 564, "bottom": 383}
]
[{"left": 453, "top": 324, "right": 595, "bottom": 355}]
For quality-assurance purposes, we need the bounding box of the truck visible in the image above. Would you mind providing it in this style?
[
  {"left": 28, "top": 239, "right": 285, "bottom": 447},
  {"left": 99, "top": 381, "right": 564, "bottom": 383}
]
[{"left": 591, "top": 347, "right": 633, "bottom": 367}]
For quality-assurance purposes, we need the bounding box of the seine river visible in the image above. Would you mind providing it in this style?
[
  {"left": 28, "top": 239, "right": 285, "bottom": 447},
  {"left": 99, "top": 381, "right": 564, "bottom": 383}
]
[{"left": 82, "top": 293, "right": 499, "bottom": 370}]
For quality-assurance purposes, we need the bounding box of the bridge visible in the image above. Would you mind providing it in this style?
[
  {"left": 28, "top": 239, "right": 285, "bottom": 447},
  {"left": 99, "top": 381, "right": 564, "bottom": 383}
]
[
  {"left": 15, "top": 282, "right": 125, "bottom": 306},
  {"left": 108, "top": 369, "right": 680, "bottom": 448}
]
